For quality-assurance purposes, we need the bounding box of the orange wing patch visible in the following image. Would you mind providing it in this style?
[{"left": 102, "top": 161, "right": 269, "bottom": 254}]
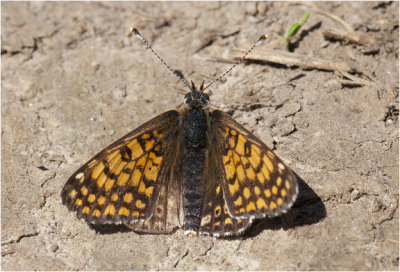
[{"left": 200, "top": 170, "right": 251, "bottom": 235}]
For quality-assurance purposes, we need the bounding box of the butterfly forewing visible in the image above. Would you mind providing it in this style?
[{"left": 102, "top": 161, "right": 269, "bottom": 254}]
[
  {"left": 61, "top": 110, "right": 181, "bottom": 225},
  {"left": 209, "top": 109, "right": 298, "bottom": 219}
]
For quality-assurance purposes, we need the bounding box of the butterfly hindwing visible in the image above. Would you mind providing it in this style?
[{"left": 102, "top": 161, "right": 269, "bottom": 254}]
[
  {"left": 126, "top": 138, "right": 184, "bottom": 233},
  {"left": 199, "top": 129, "right": 252, "bottom": 236},
  {"left": 61, "top": 110, "right": 181, "bottom": 225},
  {"left": 209, "top": 109, "right": 298, "bottom": 219}
]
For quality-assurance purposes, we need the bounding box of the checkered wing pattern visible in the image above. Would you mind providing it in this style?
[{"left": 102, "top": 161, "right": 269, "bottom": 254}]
[
  {"left": 209, "top": 109, "right": 298, "bottom": 220},
  {"left": 126, "top": 150, "right": 184, "bottom": 234},
  {"left": 199, "top": 129, "right": 251, "bottom": 236},
  {"left": 61, "top": 110, "right": 181, "bottom": 225}
]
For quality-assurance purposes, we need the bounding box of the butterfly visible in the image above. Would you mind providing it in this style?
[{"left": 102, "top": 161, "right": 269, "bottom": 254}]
[{"left": 61, "top": 28, "right": 298, "bottom": 237}]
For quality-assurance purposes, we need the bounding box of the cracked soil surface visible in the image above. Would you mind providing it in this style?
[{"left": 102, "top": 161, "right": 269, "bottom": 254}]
[{"left": 2, "top": 2, "right": 399, "bottom": 270}]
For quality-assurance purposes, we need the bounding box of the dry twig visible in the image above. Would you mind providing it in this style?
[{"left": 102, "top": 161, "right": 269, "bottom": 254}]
[
  {"left": 230, "top": 47, "right": 357, "bottom": 73},
  {"left": 315, "top": 9, "right": 374, "bottom": 45}
]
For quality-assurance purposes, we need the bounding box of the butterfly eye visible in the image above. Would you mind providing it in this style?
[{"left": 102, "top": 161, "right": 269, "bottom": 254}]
[
  {"left": 201, "top": 93, "right": 210, "bottom": 104},
  {"left": 184, "top": 93, "right": 192, "bottom": 104}
]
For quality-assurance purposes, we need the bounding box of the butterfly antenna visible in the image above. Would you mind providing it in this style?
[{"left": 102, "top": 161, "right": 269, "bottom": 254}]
[
  {"left": 130, "top": 28, "right": 192, "bottom": 90},
  {"left": 203, "top": 34, "right": 269, "bottom": 92}
]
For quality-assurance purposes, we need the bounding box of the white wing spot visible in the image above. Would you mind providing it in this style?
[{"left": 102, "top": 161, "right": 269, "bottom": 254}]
[
  {"left": 278, "top": 163, "right": 285, "bottom": 170},
  {"left": 201, "top": 214, "right": 212, "bottom": 226},
  {"left": 184, "top": 230, "right": 197, "bottom": 237},
  {"left": 75, "top": 172, "right": 84, "bottom": 180}
]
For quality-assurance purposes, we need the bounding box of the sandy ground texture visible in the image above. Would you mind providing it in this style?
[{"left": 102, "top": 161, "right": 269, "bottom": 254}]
[{"left": 2, "top": 2, "right": 399, "bottom": 271}]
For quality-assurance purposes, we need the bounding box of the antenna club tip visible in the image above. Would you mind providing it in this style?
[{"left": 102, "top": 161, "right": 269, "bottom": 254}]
[
  {"left": 130, "top": 27, "right": 141, "bottom": 36},
  {"left": 255, "top": 34, "right": 269, "bottom": 46}
]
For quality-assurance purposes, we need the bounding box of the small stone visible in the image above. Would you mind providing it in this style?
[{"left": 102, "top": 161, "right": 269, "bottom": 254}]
[
  {"left": 350, "top": 189, "right": 362, "bottom": 201},
  {"left": 279, "top": 101, "right": 301, "bottom": 117},
  {"left": 371, "top": 198, "right": 383, "bottom": 213},
  {"left": 274, "top": 119, "right": 295, "bottom": 136},
  {"left": 324, "top": 79, "right": 341, "bottom": 93},
  {"left": 50, "top": 244, "right": 59, "bottom": 252},
  {"left": 293, "top": 116, "right": 309, "bottom": 129}
]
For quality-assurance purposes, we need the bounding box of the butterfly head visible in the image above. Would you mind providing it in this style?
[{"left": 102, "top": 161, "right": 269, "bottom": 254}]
[{"left": 184, "top": 80, "right": 209, "bottom": 109}]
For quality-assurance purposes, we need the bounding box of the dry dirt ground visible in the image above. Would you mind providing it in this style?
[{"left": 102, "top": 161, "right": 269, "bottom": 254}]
[{"left": 1, "top": 2, "right": 399, "bottom": 271}]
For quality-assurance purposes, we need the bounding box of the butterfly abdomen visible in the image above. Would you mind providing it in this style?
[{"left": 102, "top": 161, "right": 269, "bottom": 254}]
[{"left": 182, "top": 109, "right": 208, "bottom": 233}]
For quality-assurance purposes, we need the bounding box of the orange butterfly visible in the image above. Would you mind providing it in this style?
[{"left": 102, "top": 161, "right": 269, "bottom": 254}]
[{"left": 61, "top": 28, "right": 298, "bottom": 237}]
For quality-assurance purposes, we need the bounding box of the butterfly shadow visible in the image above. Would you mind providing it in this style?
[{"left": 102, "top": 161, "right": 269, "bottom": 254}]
[
  {"left": 238, "top": 171, "right": 327, "bottom": 240},
  {"left": 89, "top": 223, "right": 132, "bottom": 234}
]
